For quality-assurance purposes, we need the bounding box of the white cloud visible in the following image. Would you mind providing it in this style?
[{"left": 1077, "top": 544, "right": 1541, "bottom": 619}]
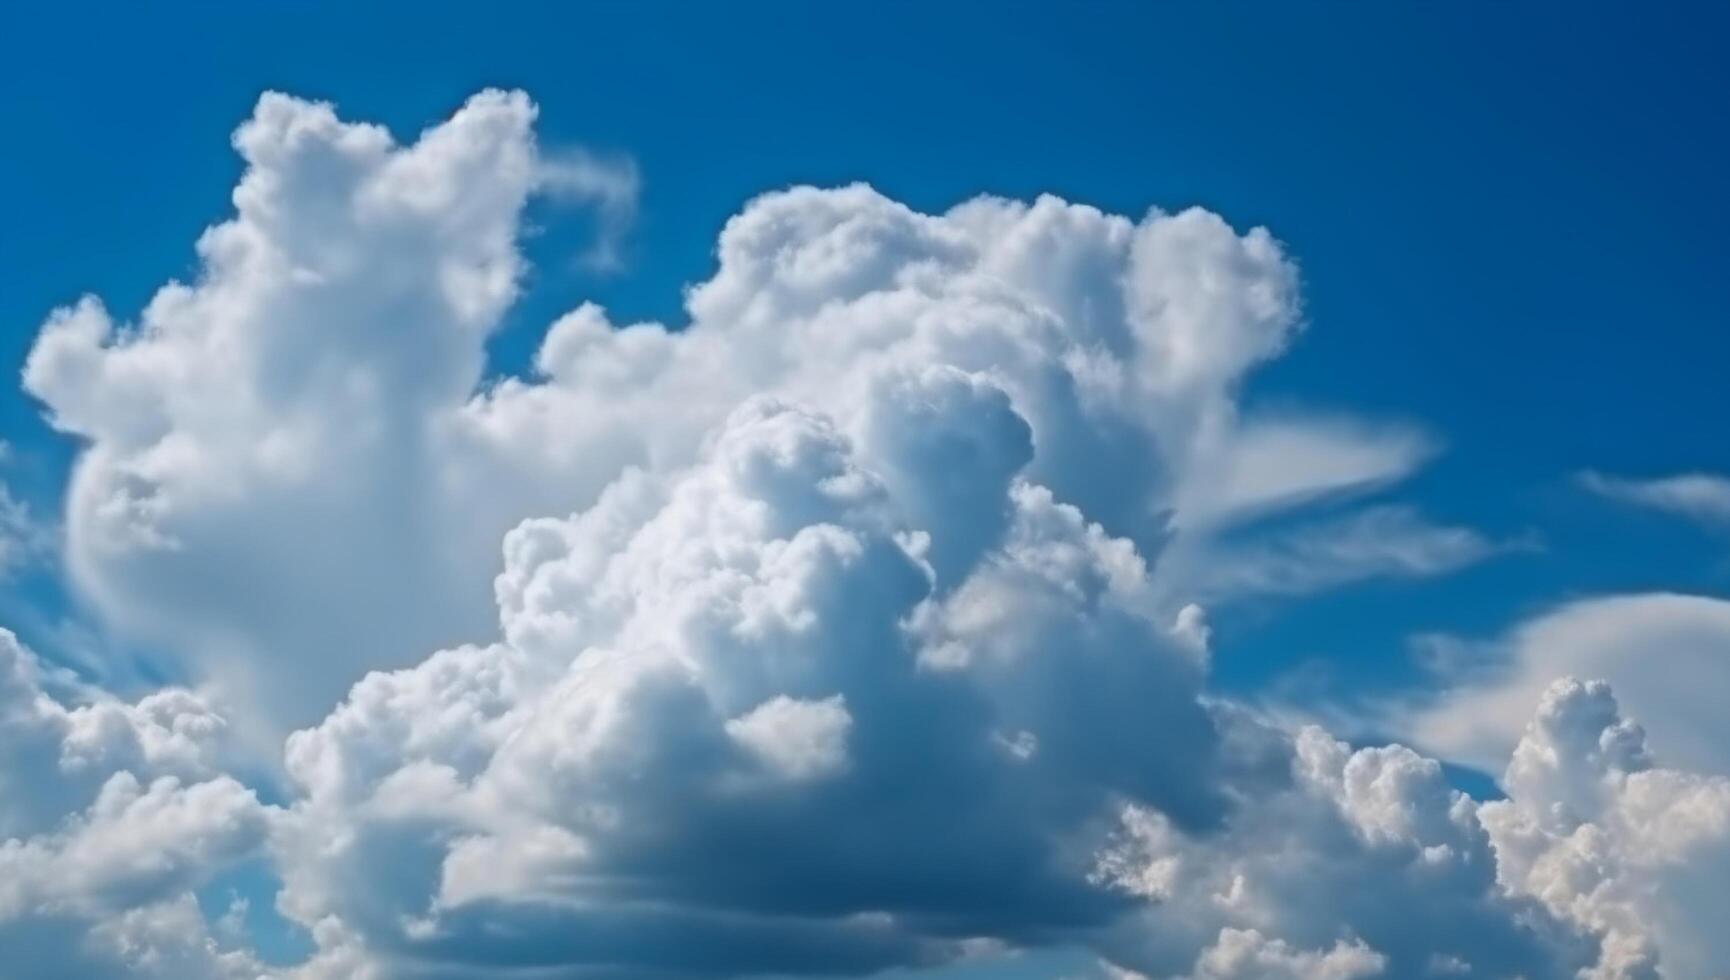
[
  {"left": 25, "top": 90, "right": 548, "bottom": 739},
  {"left": 1173, "top": 415, "right": 1436, "bottom": 530},
  {"left": 26, "top": 90, "right": 1477, "bottom": 743},
  {"left": 725, "top": 693, "right": 853, "bottom": 781},
  {"left": 21, "top": 90, "right": 1707, "bottom": 979},
  {"left": 259, "top": 396, "right": 1608, "bottom": 978},
  {"left": 1173, "top": 504, "right": 1504, "bottom": 604},
  {"left": 0, "top": 628, "right": 267, "bottom": 978},
  {"left": 1579, "top": 470, "right": 1730, "bottom": 527},
  {"left": 0, "top": 627, "right": 233, "bottom": 838},
  {"left": 0, "top": 771, "right": 264, "bottom": 921},
  {"left": 536, "top": 146, "right": 640, "bottom": 272},
  {"left": 1404, "top": 593, "right": 1730, "bottom": 778},
  {"left": 1187, "top": 929, "right": 1385, "bottom": 980},
  {"left": 1089, "top": 722, "right": 1593, "bottom": 978},
  {"left": 1482, "top": 678, "right": 1730, "bottom": 980}
]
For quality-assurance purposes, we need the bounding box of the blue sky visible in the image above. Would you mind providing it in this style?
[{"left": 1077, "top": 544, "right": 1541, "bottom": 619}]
[{"left": 2, "top": 4, "right": 1729, "bottom": 979}]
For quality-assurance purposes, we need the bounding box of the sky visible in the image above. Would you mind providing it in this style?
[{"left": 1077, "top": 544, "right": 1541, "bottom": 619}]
[{"left": 0, "top": 4, "right": 1728, "bottom": 979}]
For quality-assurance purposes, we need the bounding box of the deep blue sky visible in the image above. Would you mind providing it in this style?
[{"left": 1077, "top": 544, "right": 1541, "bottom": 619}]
[{"left": 4, "top": 0, "right": 1728, "bottom": 739}]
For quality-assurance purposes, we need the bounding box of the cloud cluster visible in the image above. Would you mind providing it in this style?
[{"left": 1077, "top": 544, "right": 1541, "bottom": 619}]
[
  {"left": 0, "top": 629, "right": 267, "bottom": 978},
  {"left": 1090, "top": 719, "right": 1591, "bottom": 978},
  {"left": 1482, "top": 678, "right": 1730, "bottom": 979},
  {"left": 270, "top": 393, "right": 1595, "bottom": 978},
  {"left": 21, "top": 90, "right": 1476, "bottom": 738},
  {"left": 12, "top": 91, "right": 1729, "bottom": 978}
]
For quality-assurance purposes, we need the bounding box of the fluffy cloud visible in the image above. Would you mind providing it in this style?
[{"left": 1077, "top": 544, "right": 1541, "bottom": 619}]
[
  {"left": 25, "top": 90, "right": 549, "bottom": 737},
  {"left": 0, "top": 629, "right": 268, "bottom": 978},
  {"left": 274, "top": 399, "right": 1185, "bottom": 976},
  {"left": 265, "top": 393, "right": 1602, "bottom": 978},
  {"left": 1185, "top": 929, "right": 1385, "bottom": 980},
  {"left": 0, "top": 627, "right": 233, "bottom": 837},
  {"left": 1482, "top": 678, "right": 1730, "bottom": 979},
  {"left": 1089, "top": 720, "right": 1591, "bottom": 978},
  {"left": 17, "top": 90, "right": 1728, "bottom": 979},
  {"left": 1405, "top": 593, "right": 1730, "bottom": 778},
  {"left": 25, "top": 91, "right": 1462, "bottom": 738}
]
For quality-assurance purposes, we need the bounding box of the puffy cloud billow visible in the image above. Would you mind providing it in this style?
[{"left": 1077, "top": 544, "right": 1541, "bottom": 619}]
[
  {"left": 0, "top": 629, "right": 268, "bottom": 978},
  {"left": 9, "top": 91, "right": 1729, "bottom": 978}
]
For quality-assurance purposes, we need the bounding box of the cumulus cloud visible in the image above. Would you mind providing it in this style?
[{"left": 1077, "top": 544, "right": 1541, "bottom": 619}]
[
  {"left": 260, "top": 392, "right": 1612, "bottom": 978},
  {"left": 1579, "top": 470, "right": 1730, "bottom": 528},
  {"left": 0, "top": 628, "right": 267, "bottom": 978},
  {"left": 274, "top": 400, "right": 1181, "bottom": 976},
  {"left": 1403, "top": 593, "right": 1730, "bottom": 778},
  {"left": 25, "top": 89, "right": 1471, "bottom": 740},
  {"left": 25, "top": 90, "right": 549, "bottom": 737},
  {"left": 1186, "top": 929, "right": 1386, "bottom": 980},
  {"left": 19, "top": 89, "right": 1727, "bottom": 979},
  {"left": 1482, "top": 678, "right": 1730, "bottom": 980},
  {"left": 1088, "top": 720, "right": 1592, "bottom": 978}
]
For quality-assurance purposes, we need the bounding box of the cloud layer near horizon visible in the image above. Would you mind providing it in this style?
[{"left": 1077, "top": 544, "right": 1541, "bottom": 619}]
[{"left": 7, "top": 90, "right": 1728, "bottom": 979}]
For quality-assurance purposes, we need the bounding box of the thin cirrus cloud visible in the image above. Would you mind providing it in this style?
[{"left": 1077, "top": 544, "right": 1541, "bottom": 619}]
[
  {"left": 1578, "top": 469, "right": 1730, "bottom": 528},
  {"left": 536, "top": 146, "right": 641, "bottom": 272},
  {"left": 1168, "top": 503, "right": 1506, "bottom": 605},
  {"left": 1170, "top": 413, "right": 1439, "bottom": 531},
  {"left": 4, "top": 90, "right": 1727, "bottom": 979}
]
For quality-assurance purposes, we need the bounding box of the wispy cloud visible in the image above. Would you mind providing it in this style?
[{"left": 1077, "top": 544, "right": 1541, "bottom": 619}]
[
  {"left": 536, "top": 146, "right": 641, "bottom": 273},
  {"left": 1175, "top": 414, "right": 1438, "bottom": 529},
  {"left": 1182, "top": 505, "right": 1517, "bottom": 602},
  {"left": 0, "top": 445, "right": 51, "bottom": 579},
  {"left": 1579, "top": 469, "right": 1730, "bottom": 527}
]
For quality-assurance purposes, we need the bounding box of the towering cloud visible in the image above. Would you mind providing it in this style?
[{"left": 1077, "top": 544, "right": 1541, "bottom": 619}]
[
  {"left": 20, "top": 89, "right": 1459, "bottom": 736},
  {"left": 12, "top": 91, "right": 1728, "bottom": 978}
]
